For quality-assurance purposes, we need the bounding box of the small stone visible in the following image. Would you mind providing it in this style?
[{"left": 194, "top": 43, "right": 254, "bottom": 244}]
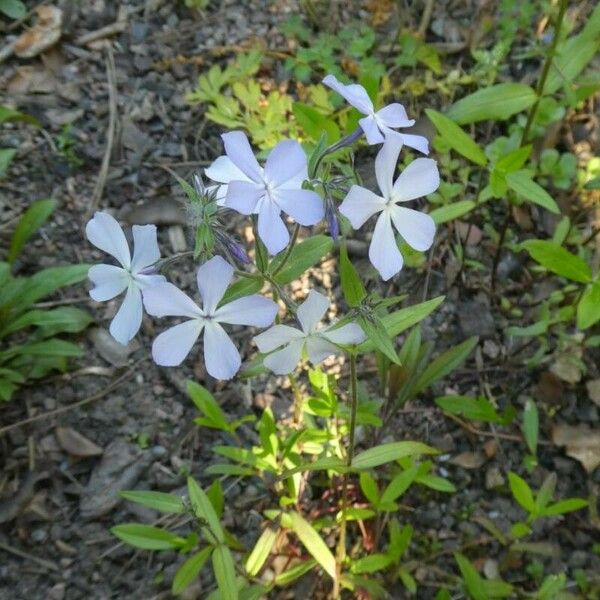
[
  {"left": 89, "top": 328, "right": 139, "bottom": 367},
  {"left": 458, "top": 301, "right": 495, "bottom": 338}
]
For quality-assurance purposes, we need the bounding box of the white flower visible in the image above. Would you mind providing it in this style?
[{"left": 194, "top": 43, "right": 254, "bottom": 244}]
[
  {"left": 204, "top": 131, "right": 324, "bottom": 255},
  {"left": 339, "top": 138, "right": 439, "bottom": 281},
  {"left": 323, "top": 74, "right": 429, "bottom": 153},
  {"left": 143, "top": 255, "right": 278, "bottom": 380},
  {"left": 86, "top": 212, "right": 165, "bottom": 345},
  {"left": 254, "top": 290, "right": 365, "bottom": 375}
]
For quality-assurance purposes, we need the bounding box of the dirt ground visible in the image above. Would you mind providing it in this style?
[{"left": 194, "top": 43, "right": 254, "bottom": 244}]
[{"left": 0, "top": 1, "right": 599, "bottom": 599}]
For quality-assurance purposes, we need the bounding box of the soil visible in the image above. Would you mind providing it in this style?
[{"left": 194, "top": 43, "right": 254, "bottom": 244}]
[{"left": 0, "top": 1, "right": 599, "bottom": 599}]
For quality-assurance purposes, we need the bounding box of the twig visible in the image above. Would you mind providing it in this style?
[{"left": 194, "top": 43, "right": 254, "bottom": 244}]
[
  {"left": 85, "top": 41, "right": 117, "bottom": 221},
  {"left": 75, "top": 20, "right": 127, "bottom": 46},
  {"left": 418, "top": 0, "right": 435, "bottom": 36},
  {"left": 0, "top": 540, "right": 59, "bottom": 572},
  {"left": 0, "top": 361, "right": 142, "bottom": 437}
]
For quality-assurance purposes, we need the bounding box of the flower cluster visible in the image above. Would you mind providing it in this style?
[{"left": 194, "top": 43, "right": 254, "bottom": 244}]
[{"left": 85, "top": 76, "right": 440, "bottom": 380}]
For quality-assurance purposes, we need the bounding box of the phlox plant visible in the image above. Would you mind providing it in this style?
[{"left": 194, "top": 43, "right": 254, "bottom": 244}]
[{"left": 87, "top": 74, "right": 456, "bottom": 599}]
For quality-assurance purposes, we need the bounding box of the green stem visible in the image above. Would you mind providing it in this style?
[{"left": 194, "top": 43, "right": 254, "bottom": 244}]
[
  {"left": 520, "top": 0, "right": 569, "bottom": 146},
  {"left": 334, "top": 354, "right": 358, "bottom": 598},
  {"left": 288, "top": 373, "right": 303, "bottom": 424},
  {"left": 491, "top": 0, "right": 569, "bottom": 292},
  {"left": 271, "top": 224, "right": 300, "bottom": 277}
]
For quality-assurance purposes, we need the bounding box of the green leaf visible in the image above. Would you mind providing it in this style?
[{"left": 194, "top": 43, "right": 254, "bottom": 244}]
[
  {"left": 521, "top": 240, "right": 592, "bottom": 283},
  {"left": 0, "top": 148, "right": 17, "bottom": 179},
  {"left": 119, "top": 490, "right": 184, "bottom": 514},
  {"left": 187, "top": 381, "right": 230, "bottom": 432},
  {"left": 13, "top": 264, "right": 89, "bottom": 309},
  {"left": 454, "top": 553, "right": 486, "bottom": 600},
  {"left": 5, "top": 339, "right": 81, "bottom": 359},
  {"left": 0, "top": 0, "right": 26, "bottom": 19},
  {"left": 111, "top": 524, "right": 184, "bottom": 550},
  {"left": 495, "top": 145, "right": 532, "bottom": 174},
  {"left": 429, "top": 200, "right": 475, "bottom": 225},
  {"left": 505, "top": 171, "right": 559, "bottom": 214},
  {"left": 417, "top": 474, "right": 456, "bottom": 493},
  {"left": 380, "top": 464, "right": 421, "bottom": 503},
  {"left": 0, "top": 105, "right": 39, "bottom": 126},
  {"left": 577, "top": 281, "right": 600, "bottom": 330},
  {"left": 172, "top": 547, "right": 212, "bottom": 594},
  {"left": 281, "top": 456, "right": 347, "bottom": 478},
  {"left": 522, "top": 399, "right": 538, "bottom": 455},
  {"left": 212, "top": 545, "right": 238, "bottom": 600},
  {"left": 508, "top": 472, "right": 535, "bottom": 513},
  {"left": 545, "top": 3, "right": 600, "bottom": 94},
  {"left": 425, "top": 109, "right": 486, "bottom": 165},
  {"left": 245, "top": 527, "right": 277, "bottom": 577},
  {"left": 1, "top": 307, "right": 91, "bottom": 338},
  {"left": 271, "top": 235, "right": 333, "bottom": 284},
  {"left": 543, "top": 498, "right": 588, "bottom": 517},
  {"left": 8, "top": 199, "right": 57, "bottom": 264},
  {"left": 447, "top": 83, "right": 536, "bottom": 124},
  {"left": 414, "top": 337, "right": 478, "bottom": 395},
  {"left": 274, "top": 559, "right": 317, "bottom": 586},
  {"left": 435, "top": 395, "right": 503, "bottom": 423},
  {"left": 220, "top": 276, "right": 264, "bottom": 306},
  {"left": 350, "top": 553, "right": 393, "bottom": 574},
  {"left": 357, "top": 297, "right": 444, "bottom": 354},
  {"left": 339, "top": 243, "right": 366, "bottom": 307},
  {"left": 187, "top": 477, "right": 224, "bottom": 543},
  {"left": 359, "top": 472, "right": 379, "bottom": 505},
  {"left": 293, "top": 102, "right": 340, "bottom": 143},
  {"left": 287, "top": 511, "right": 336, "bottom": 580},
  {"left": 351, "top": 442, "right": 438, "bottom": 470},
  {"left": 358, "top": 314, "right": 399, "bottom": 364}
]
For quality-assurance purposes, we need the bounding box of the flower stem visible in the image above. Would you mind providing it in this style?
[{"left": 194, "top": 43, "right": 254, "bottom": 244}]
[
  {"left": 271, "top": 223, "right": 300, "bottom": 277},
  {"left": 333, "top": 353, "right": 358, "bottom": 598},
  {"left": 288, "top": 373, "right": 303, "bottom": 424},
  {"left": 490, "top": 0, "right": 569, "bottom": 293},
  {"left": 311, "top": 127, "right": 362, "bottom": 178}
]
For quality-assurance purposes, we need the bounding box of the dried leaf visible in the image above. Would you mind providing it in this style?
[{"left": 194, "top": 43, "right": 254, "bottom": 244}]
[
  {"left": 14, "top": 6, "right": 63, "bottom": 58},
  {"left": 55, "top": 427, "right": 103, "bottom": 457},
  {"left": 551, "top": 425, "right": 600, "bottom": 473},
  {"left": 450, "top": 451, "right": 487, "bottom": 469}
]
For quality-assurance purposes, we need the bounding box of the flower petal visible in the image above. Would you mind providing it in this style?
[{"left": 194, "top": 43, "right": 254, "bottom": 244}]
[
  {"left": 131, "top": 224, "right": 160, "bottom": 272},
  {"left": 322, "top": 322, "right": 366, "bottom": 345},
  {"left": 109, "top": 285, "right": 143, "bottom": 345},
  {"left": 224, "top": 180, "right": 265, "bottom": 215},
  {"left": 339, "top": 185, "right": 386, "bottom": 229},
  {"left": 369, "top": 211, "right": 403, "bottom": 281},
  {"left": 152, "top": 319, "right": 203, "bottom": 366},
  {"left": 254, "top": 324, "right": 305, "bottom": 353},
  {"left": 197, "top": 255, "right": 233, "bottom": 314},
  {"left": 257, "top": 200, "right": 289, "bottom": 255},
  {"left": 390, "top": 205, "right": 436, "bottom": 252},
  {"left": 375, "top": 103, "right": 414, "bottom": 128},
  {"left": 143, "top": 282, "right": 202, "bottom": 318},
  {"left": 297, "top": 290, "right": 329, "bottom": 333},
  {"left": 323, "top": 74, "right": 374, "bottom": 115},
  {"left": 397, "top": 132, "right": 430, "bottom": 155},
  {"left": 375, "top": 138, "right": 403, "bottom": 199},
  {"left": 263, "top": 339, "right": 305, "bottom": 375},
  {"left": 359, "top": 115, "right": 385, "bottom": 145},
  {"left": 221, "top": 131, "right": 262, "bottom": 182},
  {"left": 85, "top": 212, "right": 131, "bottom": 269},
  {"left": 276, "top": 189, "right": 324, "bottom": 226},
  {"left": 203, "top": 321, "right": 241, "bottom": 380},
  {"left": 88, "top": 264, "right": 128, "bottom": 301},
  {"left": 215, "top": 295, "right": 278, "bottom": 327},
  {"left": 135, "top": 273, "right": 167, "bottom": 290},
  {"left": 264, "top": 140, "right": 308, "bottom": 188},
  {"left": 205, "top": 155, "right": 250, "bottom": 184},
  {"left": 306, "top": 336, "right": 340, "bottom": 364},
  {"left": 392, "top": 158, "right": 440, "bottom": 202}
]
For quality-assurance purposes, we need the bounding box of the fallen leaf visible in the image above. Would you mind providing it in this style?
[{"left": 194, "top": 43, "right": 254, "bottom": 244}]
[
  {"left": 551, "top": 424, "right": 600, "bottom": 473},
  {"left": 55, "top": 427, "right": 103, "bottom": 457},
  {"left": 450, "top": 451, "right": 487, "bottom": 469},
  {"left": 7, "top": 65, "right": 59, "bottom": 94},
  {"left": 14, "top": 6, "right": 63, "bottom": 58}
]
